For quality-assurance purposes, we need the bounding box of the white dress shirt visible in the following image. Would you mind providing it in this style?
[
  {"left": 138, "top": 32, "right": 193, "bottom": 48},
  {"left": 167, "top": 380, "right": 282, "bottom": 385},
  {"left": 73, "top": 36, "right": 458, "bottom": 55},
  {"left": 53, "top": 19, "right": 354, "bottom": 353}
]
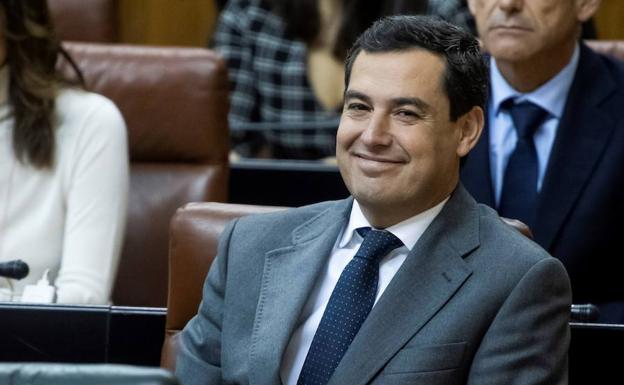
[
  {"left": 488, "top": 44, "right": 580, "bottom": 205},
  {"left": 280, "top": 197, "right": 448, "bottom": 385}
]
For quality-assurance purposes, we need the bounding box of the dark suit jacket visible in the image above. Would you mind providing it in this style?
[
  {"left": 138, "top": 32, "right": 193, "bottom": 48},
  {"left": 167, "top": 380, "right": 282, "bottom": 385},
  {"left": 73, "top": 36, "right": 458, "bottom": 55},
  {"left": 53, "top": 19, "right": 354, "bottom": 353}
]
[
  {"left": 176, "top": 185, "right": 571, "bottom": 385},
  {"left": 461, "top": 44, "right": 624, "bottom": 310}
]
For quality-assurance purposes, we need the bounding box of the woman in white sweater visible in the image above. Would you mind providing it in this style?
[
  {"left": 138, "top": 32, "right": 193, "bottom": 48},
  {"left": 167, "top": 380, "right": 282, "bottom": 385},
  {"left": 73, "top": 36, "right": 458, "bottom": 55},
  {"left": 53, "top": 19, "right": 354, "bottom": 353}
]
[{"left": 0, "top": 1, "right": 128, "bottom": 304}]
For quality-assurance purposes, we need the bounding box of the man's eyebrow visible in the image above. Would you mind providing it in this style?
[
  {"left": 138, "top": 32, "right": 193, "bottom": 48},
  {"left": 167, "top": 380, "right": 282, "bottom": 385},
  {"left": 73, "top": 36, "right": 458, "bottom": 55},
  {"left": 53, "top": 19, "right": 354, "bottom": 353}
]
[{"left": 344, "top": 90, "right": 372, "bottom": 104}]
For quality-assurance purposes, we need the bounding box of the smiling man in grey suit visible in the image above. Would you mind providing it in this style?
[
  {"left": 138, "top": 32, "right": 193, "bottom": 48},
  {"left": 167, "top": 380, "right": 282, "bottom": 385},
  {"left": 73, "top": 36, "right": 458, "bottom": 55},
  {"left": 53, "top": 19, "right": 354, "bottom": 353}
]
[{"left": 176, "top": 15, "right": 571, "bottom": 385}]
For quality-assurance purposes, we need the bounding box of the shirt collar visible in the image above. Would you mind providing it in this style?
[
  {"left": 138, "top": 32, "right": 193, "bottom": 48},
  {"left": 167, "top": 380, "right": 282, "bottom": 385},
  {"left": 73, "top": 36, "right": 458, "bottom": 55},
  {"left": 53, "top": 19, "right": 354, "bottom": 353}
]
[
  {"left": 490, "top": 43, "right": 580, "bottom": 119},
  {"left": 339, "top": 197, "right": 449, "bottom": 251}
]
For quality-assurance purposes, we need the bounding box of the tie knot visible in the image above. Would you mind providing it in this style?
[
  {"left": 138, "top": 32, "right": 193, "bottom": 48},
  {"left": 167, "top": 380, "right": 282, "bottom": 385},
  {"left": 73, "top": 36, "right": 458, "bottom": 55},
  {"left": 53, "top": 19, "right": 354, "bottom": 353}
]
[
  {"left": 355, "top": 227, "right": 403, "bottom": 262},
  {"left": 503, "top": 100, "right": 549, "bottom": 138}
]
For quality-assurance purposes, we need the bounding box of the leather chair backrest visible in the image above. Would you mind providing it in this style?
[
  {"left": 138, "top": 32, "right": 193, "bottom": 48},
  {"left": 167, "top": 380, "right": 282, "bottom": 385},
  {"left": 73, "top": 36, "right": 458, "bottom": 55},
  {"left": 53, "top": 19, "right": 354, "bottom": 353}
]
[
  {"left": 48, "top": 0, "right": 117, "bottom": 42},
  {"left": 501, "top": 217, "right": 533, "bottom": 239},
  {"left": 60, "top": 43, "right": 230, "bottom": 307},
  {"left": 586, "top": 40, "right": 624, "bottom": 62},
  {"left": 161, "top": 203, "right": 284, "bottom": 370}
]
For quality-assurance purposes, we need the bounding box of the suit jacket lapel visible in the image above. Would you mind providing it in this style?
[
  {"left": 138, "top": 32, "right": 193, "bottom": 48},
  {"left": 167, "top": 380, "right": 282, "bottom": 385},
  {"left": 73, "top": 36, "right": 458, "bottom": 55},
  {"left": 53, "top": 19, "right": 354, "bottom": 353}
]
[
  {"left": 249, "top": 198, "right": 352, "bottom": 385},
  {"left": 328, "top": 185, "right": 478, "bottom": 385},
  {"left": 535, "top": 44, "right": 617, "bottom": 250}
]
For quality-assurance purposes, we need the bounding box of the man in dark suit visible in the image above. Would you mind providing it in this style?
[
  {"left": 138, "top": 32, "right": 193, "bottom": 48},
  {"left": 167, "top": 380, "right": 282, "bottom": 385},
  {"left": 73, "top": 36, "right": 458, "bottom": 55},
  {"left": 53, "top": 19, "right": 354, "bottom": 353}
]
[
  {"left": 176, "top": 16, "right": 571, "bottom": 385},
  {"left": 461, "top": 0, "right": 624, "bottom": 322}
]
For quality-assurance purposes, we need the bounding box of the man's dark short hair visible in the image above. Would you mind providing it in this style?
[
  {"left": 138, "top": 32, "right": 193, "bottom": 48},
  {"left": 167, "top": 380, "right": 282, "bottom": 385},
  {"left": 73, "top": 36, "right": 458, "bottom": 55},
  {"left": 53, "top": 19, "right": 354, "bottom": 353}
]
[{"left": 344, "top": 15, "right": 488, "bottom": 122}]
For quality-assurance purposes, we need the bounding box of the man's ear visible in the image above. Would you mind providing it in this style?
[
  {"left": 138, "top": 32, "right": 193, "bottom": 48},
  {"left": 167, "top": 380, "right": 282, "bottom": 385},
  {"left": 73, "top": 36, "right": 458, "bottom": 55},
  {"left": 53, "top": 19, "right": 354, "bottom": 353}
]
[
  {"left": 456, "top": 106, "right": 484, "bottom": 158},
  {"left": 576, "top": 0, "right": 601, "bottom": 23}
]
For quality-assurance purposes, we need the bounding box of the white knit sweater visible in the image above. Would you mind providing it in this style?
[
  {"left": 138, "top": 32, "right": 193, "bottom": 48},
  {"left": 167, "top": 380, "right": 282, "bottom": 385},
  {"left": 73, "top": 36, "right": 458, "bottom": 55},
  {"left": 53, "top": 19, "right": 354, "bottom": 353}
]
[{"left": 0, "top": 67, "right": 128, "bottom": 304}]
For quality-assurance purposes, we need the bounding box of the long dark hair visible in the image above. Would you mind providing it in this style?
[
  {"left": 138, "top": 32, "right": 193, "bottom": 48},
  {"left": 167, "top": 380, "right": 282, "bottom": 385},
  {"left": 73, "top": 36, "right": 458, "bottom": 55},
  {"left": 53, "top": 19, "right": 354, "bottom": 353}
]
[
  {"left": 268, "top": 0, "right": 428, "bottom": 60},
  {"left": 3, "top": 0, "right": 83, "bottom": 169}
]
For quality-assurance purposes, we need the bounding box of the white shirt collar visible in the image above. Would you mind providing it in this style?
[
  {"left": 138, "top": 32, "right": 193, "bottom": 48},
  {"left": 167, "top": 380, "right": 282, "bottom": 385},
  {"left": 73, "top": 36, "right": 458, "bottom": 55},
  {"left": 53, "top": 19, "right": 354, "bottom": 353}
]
[
  {"left": 339, "top": 197, "right": 449, "bottom": 251},
  {"left": 490, "top": 43, "right": 580, "bottom": 119}
]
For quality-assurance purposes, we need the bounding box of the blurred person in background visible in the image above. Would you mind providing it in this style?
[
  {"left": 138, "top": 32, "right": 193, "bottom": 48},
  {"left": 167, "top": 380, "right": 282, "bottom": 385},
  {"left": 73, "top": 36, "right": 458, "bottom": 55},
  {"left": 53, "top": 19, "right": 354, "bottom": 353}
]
[
  {"left": 428, "top": 0, "right": 475, "bottom": 33},
  {"left": 460, "top": 0, "right": 624, "bottom": 322},
  {"left": 0, "top": 0, "right": 128, "bottom": 304}
]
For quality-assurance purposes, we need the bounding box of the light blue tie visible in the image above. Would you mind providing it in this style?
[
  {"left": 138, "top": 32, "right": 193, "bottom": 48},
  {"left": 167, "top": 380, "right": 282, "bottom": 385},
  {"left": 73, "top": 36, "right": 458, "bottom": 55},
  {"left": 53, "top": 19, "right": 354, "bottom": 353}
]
[{"left": 297, "top": 227, "right": 403, "bottom": 385}]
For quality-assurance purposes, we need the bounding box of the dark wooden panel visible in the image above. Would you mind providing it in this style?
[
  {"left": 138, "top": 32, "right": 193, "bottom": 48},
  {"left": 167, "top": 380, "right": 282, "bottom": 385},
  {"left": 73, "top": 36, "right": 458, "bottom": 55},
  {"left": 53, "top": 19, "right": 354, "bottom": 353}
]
[
  {"left": 569, "top": 323, "right": 624, "bottom": 384},
  {"left": 0, "top": 304, "right": 108, "bottom": 363},
  {"left": 0, "top": 304, "right": 166, "bottom": 365},
  {"left": 229, "top": 159, "right": 349, "bottom": 207}
]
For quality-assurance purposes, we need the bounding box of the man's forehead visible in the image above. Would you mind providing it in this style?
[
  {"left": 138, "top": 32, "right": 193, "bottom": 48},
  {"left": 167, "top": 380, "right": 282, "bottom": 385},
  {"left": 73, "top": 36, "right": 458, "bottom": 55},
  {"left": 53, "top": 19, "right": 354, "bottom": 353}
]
[
  {"left": 348, "top": 49, "right": 446, "bottom": 100},
  {"left": 351, "top": 49, "right": 445, "bottom": 81}
]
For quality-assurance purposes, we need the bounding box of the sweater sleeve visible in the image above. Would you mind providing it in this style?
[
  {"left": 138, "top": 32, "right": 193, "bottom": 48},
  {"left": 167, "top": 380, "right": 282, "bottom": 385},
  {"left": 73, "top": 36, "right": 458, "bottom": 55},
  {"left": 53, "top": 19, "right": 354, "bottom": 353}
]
[{"left": 55, "top": 93, "right": 129, "bottom": 304}]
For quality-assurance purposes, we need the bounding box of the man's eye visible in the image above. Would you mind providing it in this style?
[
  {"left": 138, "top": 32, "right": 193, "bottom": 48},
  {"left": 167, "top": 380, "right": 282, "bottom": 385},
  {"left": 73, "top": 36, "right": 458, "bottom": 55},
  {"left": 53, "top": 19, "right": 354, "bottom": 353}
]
[
  {"left": 396, "top": 109, "right": 418, "bottom": 118},
  {"left": 347, "top": 103, "right": 369, "bottom": 111}
]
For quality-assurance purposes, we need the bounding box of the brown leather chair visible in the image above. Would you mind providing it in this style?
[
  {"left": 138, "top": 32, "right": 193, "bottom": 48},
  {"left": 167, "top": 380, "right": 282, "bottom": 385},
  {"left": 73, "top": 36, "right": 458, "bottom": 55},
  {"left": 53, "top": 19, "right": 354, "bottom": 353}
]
[
  {"left": 48, "top": 0, "right": 117, "bottom": 42},
  {"left": 587, "top": 40, "right": 624, "bottom": 62},
  {"left": 501, "top": 217, "right": 532, "bottom": 239},
  {"left": 161, "top": 202, "right": 284, "bottom": 370},
  {"left": 59, "top": 43, "right": 230, "bottom": 307},
  {"left": 159, "top": 201, "right": 531, "bottom": 370}
]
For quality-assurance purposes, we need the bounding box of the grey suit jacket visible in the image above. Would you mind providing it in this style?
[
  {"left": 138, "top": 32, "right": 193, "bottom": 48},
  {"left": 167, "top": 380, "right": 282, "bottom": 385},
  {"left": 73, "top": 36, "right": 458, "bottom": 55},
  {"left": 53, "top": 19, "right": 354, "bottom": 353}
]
[{"left": 176, "top": 185, "right": 571, "bottom": 385}]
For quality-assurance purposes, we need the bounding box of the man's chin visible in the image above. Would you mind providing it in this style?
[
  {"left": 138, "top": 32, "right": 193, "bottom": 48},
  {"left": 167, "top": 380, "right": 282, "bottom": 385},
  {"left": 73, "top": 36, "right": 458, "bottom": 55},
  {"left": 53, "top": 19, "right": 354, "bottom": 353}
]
[
  {"left": 488, "top": 44, "right": 536, "bottom": 63},
  {"left": 352, "top": 188, "right": 400, "bottom": 212}
]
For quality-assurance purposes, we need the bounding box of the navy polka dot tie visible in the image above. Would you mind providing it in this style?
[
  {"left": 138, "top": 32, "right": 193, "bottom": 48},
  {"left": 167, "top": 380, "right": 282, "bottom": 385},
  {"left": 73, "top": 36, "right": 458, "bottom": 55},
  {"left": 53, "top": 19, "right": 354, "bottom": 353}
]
[{"left": 297, "top": 227, "right": 403, "bottom": 385}]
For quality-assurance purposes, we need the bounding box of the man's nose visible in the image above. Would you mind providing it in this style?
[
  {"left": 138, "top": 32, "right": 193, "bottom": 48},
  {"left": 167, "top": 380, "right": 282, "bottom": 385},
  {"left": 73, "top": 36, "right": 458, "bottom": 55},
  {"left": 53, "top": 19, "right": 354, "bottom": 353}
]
[
  {"left": 498, "top": 0, "right": 523, "bottom": 13},
  {"left": 360, "top": 114, "right": 392, "bottom": 147}
]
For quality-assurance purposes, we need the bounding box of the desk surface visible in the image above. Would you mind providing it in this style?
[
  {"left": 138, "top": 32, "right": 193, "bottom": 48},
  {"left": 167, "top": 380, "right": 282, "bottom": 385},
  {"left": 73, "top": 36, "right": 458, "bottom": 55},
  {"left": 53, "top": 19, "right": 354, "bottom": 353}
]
[{"left": 1, "top": 302, "right": 623, "bottom": 383}]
